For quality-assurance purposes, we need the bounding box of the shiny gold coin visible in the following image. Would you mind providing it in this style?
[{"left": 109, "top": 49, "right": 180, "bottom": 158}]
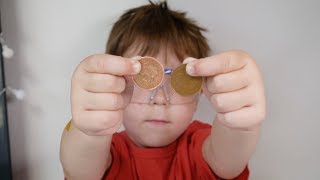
[
  {"left": 133, "top": 57, "right": 164, "bottom": 90},
  {"left": 171, "top": 64, "right": 203, "bottom": 96}
]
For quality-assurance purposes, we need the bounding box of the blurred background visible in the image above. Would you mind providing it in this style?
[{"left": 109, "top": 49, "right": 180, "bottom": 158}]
[{"left": 0, "top": 0, "right": 319, "bottom": 179}]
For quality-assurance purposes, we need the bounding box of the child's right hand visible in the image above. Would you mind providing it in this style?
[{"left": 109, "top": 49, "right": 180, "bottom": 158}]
[{"left": 70, "top": 54, "right": 141, "bottom": 136}]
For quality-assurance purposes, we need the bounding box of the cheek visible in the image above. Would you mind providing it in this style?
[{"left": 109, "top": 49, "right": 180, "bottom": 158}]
[
  {"left": 168, "top": 104, "right": 197, "bottom": 124},
  {"left": 124, "top": 103, "right": 197, "bottom": 122},
  {"left": 123, "top": 104, "right": 144, "bottom": 124}
]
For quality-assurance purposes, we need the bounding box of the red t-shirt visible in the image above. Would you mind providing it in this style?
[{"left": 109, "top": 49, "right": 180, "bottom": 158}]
[{"left": 104, "top": 120, "right": 249, "bottom": 180}]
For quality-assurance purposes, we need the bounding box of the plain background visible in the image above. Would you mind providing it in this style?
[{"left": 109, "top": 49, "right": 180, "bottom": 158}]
[{"left": 1, "top": 0, "right": 320, "bottom": 179}]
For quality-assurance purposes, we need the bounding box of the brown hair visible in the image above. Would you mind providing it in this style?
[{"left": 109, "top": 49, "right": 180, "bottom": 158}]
[{"left": 105, "top": 1, "right": 210, "bottom": 61}]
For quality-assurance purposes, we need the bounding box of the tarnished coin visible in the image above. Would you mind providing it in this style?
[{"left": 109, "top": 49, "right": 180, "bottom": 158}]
[
  {"left": 133, "top": 57, "right": 164, "bottom": 90},
  {"left": 171, "top": 64, "right": 203, "bottom": 96}
]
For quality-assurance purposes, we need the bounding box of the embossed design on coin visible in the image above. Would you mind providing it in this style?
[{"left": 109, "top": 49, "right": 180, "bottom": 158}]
[
  {"left": 133, "top": 57, "right": 164, "bottom": 90},
  {"left": 171, "top": 64, "right": 203, "bottom": 96}
]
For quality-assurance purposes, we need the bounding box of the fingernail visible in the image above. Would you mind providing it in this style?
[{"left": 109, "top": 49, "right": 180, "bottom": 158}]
[
  {"left": 183, "top": 57, "right": 197, "bottom": 64},
  {"left": 186, "top": 63, "right": 195, "bottom": 75},
  {"left": 131, "top": 59, "right": 141, "bottom": 74}
]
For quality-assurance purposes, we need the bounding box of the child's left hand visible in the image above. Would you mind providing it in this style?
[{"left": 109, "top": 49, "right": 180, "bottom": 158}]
[{"left": 186, "top": 50, "right": 266, "bottom": 130}]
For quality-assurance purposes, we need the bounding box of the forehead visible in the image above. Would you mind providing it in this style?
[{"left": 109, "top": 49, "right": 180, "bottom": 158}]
[{"left": 123, "top": 45, "right": 184, "bottom": 68}]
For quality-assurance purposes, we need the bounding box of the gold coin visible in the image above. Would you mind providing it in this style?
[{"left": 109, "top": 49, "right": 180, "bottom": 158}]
[
  {"left": 171, "top": 64, "right": 203, "bottom": 96},
  {"left": 133, "top": 57, "right": 164, "bottom": 90},
  {"left": 65, "top": 120, "right": 72, "bottom": 132}
]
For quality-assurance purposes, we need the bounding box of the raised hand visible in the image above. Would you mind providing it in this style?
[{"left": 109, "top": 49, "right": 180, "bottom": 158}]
[
  {"left": 186, "top": 50, "right": 266, "bottom": 130},
  {"left": 70, "top": 54, "right": 141, "bottom": 135}
]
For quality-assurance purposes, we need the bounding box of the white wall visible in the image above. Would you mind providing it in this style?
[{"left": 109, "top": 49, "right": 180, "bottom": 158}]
[{"left": 0, "top": 0, "right": 319, "bottom": 179}]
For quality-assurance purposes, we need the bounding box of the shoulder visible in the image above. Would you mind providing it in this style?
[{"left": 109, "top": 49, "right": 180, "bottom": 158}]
[
  {"left": 176, "top": 120, "right": 212, "bottom": 157},
  {"left": 104, "top": 131, "right": 131, "bottom": 178},
  {"left": 110, "top": 131, "right": 130, "bottom": 152},
  {"left": 186, "top": 120, "right": 211, "bottom": 131},
  {"left": 109, "top": 131, "right": 133, "bottom": 164},
  {"left": 174, "top": 120, "right": 217, "bottom": 179},
  {"left": 179, "top": 120, "right": 212, "bottom": 142}
]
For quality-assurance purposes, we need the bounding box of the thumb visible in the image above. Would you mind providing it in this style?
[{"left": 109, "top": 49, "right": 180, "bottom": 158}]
[{"left": 182, "top": 57, "right": 197, "bottom": 64}]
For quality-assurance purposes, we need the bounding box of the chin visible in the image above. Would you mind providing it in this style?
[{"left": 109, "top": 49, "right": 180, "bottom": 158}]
[
  {"left": 138, "top": 131, "right": 180, "bottom": 148},
  {"left": 125, "top": 129, "right": 178, "bottom": 148},
  {"left": 141, "top": 138, "right": 175, "bottom": 148}
]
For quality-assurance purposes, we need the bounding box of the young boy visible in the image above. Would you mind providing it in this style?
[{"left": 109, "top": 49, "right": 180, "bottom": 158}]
[{"left": 60, "top": 2, "right": 266, "bottom": 180}]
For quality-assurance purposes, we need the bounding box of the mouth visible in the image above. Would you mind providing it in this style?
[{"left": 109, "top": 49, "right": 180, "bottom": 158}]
[{"left": 145, "top": 119, "right": 170, "bottom": 125}]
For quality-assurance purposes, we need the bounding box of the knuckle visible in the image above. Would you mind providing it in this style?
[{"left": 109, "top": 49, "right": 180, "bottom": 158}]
[
  {"left": 79, "top": 56, "right": 90, "bottom": 67},
  {"left": 98, "top": 113, "right": 111, "bottom": 129},
  {"left": 71, "top": 112, "right": 84, "bottom": 129},
  {"left": 206, "top": 77, "right": 214, "bottom": 92},
  {"left": 125, "top": 60, "right": 133, "bottom": 73},
  {"left": 104, "top": 75, "right": 116, "bottom": 90},
  {"left": 231, "top": 50, "right": 248, "bottom": 58},
  {"left": 109, "top": 94, "right": 123, "bottom": 109},
  {"left": 233, "top": 50, "right": 253, "bottom": 63},
  {"left": 256, "top": 108, "right": 266, "bottom": 122},
  {"left": 124, "top": 58, "right": 135, "bottom": 69},
  {"left": 83, "top": 55, "right": 99, "bottom": 67},
  {"left": 241, "top": 70, "right": 251, "bottom": 85},
  {"left": 87, "top": 54, "right": 99, "bottom": 62},
  {"left": 220, "top": 114, "right": 232, "bottom": 125},
  {"left": 71, "top": 108, "right": 81, "bottom": 122},
  {"left": 113, "top": 110, "right": 124, "bottom": 121},
  {"left": 219, "top": 113, "right": 238, "bottom": 129},
  {"left": 101, "top": 111, "right": 123, "bottom": 129},
  {"left": 118, "top": 77, "right": 126, "bottom": 92},
  {"left": 221, "top": 55, "right": 233, "bottom": 71},
  {"left": 212, "top": 76, "right": 223, "bottom": 91},
  {"left": 71, "top": 74, "right": 77, "bottom": 86},
  {"left": 96, "top": 58, "right": 107, "bottom": 72},
  {"left": 102, "top": 124, "right": 122, "bottom": 135},
  {"left": 86, "top": 54, "right": 109, "bottom": 72},
  {"left": 233, "top": 49, "right": 247, "bottom": 56},
  {"left": 96, "top": 121, "right": 122, "bottom": 135},
  {"left": 71, "top": 66, "right": 83, "bottom": 85},
  {"left": 83, "top": 130, "right": 97, "bottom": 136},
  {"left": 113, "top": 77, "right": 126, "bottom": 93},
  {"left": 211, "top": 95, "right": 225, "bottom": 111},
  {"left": 98, "top": 74, "right": 125, "bottom": 93},
  {"left": 109, "top": 75, "right": 117, "bottom": 85}
]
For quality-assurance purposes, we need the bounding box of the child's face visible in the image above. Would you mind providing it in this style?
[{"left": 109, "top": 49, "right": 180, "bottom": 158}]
[{"left": 122, "top": 48, "right": 198, "bottom": 147}]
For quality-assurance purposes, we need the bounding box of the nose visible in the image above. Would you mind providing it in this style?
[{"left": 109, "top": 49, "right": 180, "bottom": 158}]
[{"left": 150, "top": 85, "right": 170, "bottom": 105}]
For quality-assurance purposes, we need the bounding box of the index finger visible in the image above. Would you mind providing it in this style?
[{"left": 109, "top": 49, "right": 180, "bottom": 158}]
[
  {"left": 186, "top": 51, "right": 249, "bottom": 77},
  {"left": 81, "top": 54, "right": 141, "bottom": 76}
]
